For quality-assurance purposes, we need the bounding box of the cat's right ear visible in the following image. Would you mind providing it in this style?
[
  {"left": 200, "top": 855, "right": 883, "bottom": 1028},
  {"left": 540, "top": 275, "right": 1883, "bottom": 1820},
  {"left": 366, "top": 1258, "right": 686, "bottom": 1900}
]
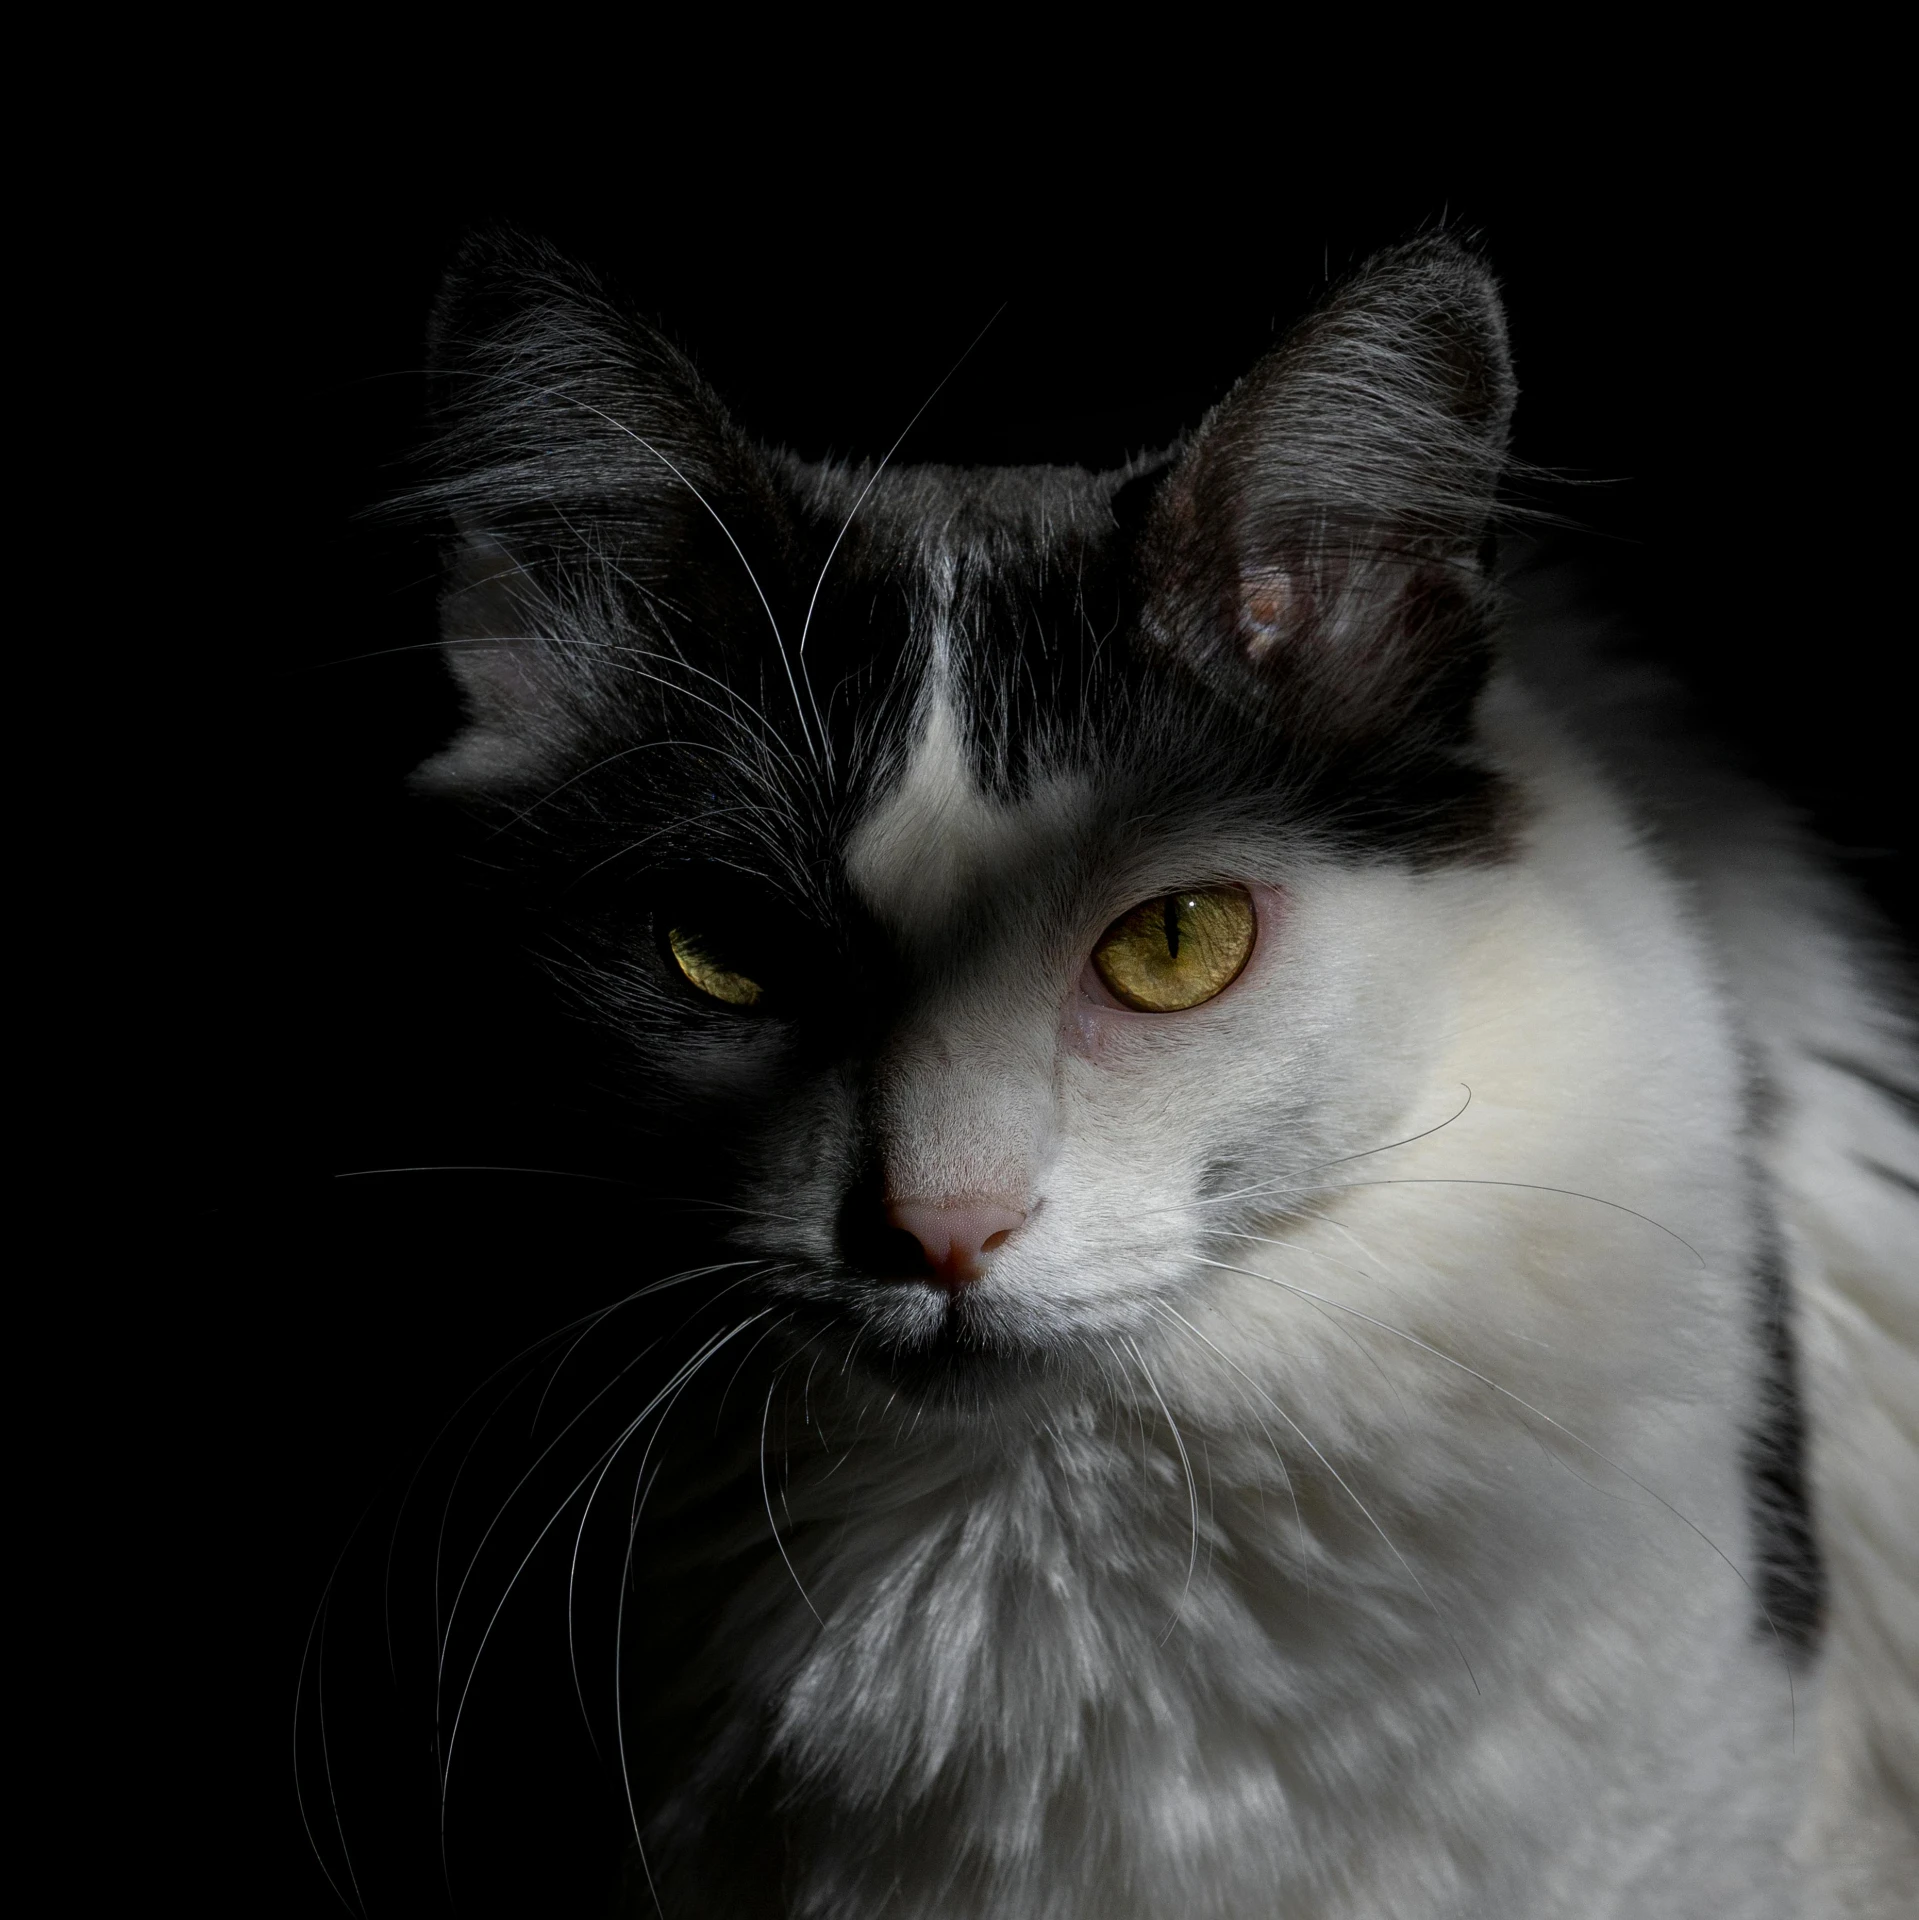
[
  {"left": 1136, "top": 235, "right": 1517, "bottom": 751},
  {"left": 408, "top": 232, "right": 772, "bottom": 797}
]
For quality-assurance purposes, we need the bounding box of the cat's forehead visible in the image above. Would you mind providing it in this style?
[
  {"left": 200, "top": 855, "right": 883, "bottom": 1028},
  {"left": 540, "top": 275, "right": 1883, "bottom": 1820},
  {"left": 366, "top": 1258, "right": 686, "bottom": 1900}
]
[
  {"left": 843, "top": 666, "right": 1095, "bottom": 942},
  {"left": 821, "top": 499, "right": 1087, "bottom": 929},
  {"left": 795, "top": 474, "right": 1267, "bottom": 925},
  {"left": 815, "top": 461, "right": 1139, "bottom": 803}
]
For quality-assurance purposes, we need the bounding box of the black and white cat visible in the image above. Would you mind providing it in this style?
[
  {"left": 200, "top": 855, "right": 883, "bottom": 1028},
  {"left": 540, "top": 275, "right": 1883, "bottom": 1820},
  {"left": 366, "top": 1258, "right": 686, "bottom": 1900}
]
[{"left": 387, "top": 232, "right": 1917, "bottom": 1916}]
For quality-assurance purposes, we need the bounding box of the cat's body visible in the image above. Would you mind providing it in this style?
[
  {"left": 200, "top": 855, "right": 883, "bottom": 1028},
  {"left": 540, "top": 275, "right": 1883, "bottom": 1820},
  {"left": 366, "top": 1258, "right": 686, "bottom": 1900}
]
[{"left": 396, "top": 235, "right": 1918, "bottom": 1916}]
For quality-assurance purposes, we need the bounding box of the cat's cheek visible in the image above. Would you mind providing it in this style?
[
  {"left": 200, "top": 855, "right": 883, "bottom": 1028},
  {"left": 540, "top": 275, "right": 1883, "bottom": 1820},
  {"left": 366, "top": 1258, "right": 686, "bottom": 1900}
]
[{"left": 1066, "top": 980, "right": 1119, "bottom": 1061}]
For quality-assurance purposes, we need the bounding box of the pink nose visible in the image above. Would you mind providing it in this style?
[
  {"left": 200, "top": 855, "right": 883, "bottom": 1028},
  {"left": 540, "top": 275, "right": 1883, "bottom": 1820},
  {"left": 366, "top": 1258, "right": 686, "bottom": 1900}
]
[{"left": 884, "top": 1198, "right": 1027, "bottom": 1289}]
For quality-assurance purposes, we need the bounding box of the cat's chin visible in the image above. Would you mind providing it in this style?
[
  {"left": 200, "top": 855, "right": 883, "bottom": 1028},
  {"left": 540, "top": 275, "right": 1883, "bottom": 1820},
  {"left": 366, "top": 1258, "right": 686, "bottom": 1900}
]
[
  {"left": 854, "top": 1331, "right": 1078, "bottom": 1415},
  {"left": 789, "top": 1281, "right": 1093, "bottom": 1410}
]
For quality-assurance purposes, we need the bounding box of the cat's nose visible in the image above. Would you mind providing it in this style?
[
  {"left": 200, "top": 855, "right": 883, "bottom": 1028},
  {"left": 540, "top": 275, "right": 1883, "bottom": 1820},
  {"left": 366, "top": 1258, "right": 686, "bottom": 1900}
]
[{"left": 883, "top": 1198, "right": 1027, "bottom": 1289}]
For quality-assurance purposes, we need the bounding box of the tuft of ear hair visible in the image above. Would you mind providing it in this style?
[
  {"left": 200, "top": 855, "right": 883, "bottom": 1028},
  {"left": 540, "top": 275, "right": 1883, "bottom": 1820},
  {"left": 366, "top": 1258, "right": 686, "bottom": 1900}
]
[
  {"left": 411, "top": 522, "right": 574, "bottom": 795},
  {"left": 408, "top": 231, "right": 780, "bottom": 798},
  {"left": 1138, "top": 236, "right": 1516, "bottom": 751}
]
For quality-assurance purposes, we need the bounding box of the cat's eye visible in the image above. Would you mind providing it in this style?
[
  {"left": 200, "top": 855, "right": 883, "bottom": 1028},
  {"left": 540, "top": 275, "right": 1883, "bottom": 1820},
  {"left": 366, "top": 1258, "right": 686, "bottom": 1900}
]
[
  {"left": 666, "top": 925, "right": 764, "bottom": 1007},
  {"left": 1091, "top": 885, "right": 1256, "bottom": 1012}
]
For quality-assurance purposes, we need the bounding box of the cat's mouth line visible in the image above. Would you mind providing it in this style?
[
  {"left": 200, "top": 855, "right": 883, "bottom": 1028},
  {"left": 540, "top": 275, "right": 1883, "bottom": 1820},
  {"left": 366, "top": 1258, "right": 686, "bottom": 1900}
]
[
  {"left": 734, "top": 1225, "right": 1196, "bottom": 1308},
  {"left": 697, "top": 1227, "right": 1208, "bottom": 1388}
]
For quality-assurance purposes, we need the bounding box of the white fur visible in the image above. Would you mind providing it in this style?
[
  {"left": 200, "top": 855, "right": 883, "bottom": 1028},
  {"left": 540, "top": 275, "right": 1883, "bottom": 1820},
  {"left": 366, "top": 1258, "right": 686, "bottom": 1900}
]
[{"left": 641, "top": 644, "right": 1918, "bottom": 1917}]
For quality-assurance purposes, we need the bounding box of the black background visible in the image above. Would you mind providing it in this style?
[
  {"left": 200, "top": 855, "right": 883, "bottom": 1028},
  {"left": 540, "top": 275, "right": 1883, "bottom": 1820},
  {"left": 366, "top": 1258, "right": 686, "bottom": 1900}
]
[{"left": 164, "top": 144, "right": 1908, "bottom": 1915}]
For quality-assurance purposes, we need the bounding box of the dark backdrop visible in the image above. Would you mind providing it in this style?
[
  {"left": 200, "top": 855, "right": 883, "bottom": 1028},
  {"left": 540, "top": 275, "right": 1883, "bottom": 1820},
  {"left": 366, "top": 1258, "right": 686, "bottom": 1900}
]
[{"left": 170, "top": 157, "right": 1908, "bottom": 1915}]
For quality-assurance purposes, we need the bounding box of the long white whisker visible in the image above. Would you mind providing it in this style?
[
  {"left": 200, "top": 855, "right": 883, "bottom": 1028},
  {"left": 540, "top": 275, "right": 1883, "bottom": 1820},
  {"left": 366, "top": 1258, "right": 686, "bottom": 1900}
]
[
  {"left": 1193, "top": 1253, "right": 1794, "bottom": 1724},
  {"left": 710, "top": 1304, "right": 801, "bottom": 1427},
  {"left": 311, "top": 1597, "right": 367, "bottom": 1916},
  {"left": 1322, "top": 1084, "right": 1475, "bottom": 1168},
  {"left": 1179, "top": 1162, "right": 1707, "bottom": 1265},
  {"left": 1323, "top": 1178, "right": 1706, "bottom": 1265},
  {"left": 532, "top": 1262, "right": 762, "bottom": 1435},
  {"left": 611, "top": 1315, "right": 783, "bottom": 1912},
  {"left": 483, "top": 732, "right": 774, "bottom": 841},
  {"left": 548, "top": 625, "right": 815, "bottom": 789},
  {"left": 1152, "top": 1299, "right": 1480, "bottom": 1695},
  {"left": 438, "top": 1290, "right": 746, "bottom": 1708},
  {"left": 335, "top": 1163, "right": 633, "bottom": 1185},
  {"left": 796, "top": 302, "right": 1007, "bottom": 678},
  {"left": 572, "top": 603, "right": 803, "bottom": 729},
  {"left": 439, "top": 1314, "right": 771, "bottom": 1811},
  {"left": 385, "top": 1298, "right": 643, "bottom": 1687},
  {"left": 563, "top": 1272, "right": 773, "bottom": 1742},
  {"left": 293, "top": 1585, "right": 367, "bottom": 1918},
  {"left": 594, "top": 424, "right": 817, "bottom": 767},
  {"left": 1121, "top": 1333, "right": 1201, "bottom": 1643},
  {"left": 761, "top": 1360, "right": 825, "bottom": 1624},
  {"left": 471, "top": 375, "right": 821, "bottom": 769},
  {"left": 1131, "top": 1087, "right": 1476, "bottom": 1219},
  {"left": 433, "top": 1355, "right": 564, "bottom": 1739},
  {"left": 1248, "top": 1219, "right": 1643, "bottom": 1509}
]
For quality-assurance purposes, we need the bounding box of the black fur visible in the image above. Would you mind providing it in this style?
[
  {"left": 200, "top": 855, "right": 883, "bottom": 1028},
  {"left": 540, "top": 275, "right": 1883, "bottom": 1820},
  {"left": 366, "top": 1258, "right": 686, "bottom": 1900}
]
[
  {"left": 1744, "top": 1195, "right": 1826, "bottom": 1659},
  {"left": 410, "top": 232, "right": 1521, "bottom": 895}
]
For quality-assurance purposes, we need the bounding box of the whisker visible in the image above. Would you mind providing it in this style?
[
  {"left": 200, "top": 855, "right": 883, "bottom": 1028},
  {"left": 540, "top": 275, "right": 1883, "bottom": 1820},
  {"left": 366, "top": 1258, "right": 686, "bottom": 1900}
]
[
  {"left": 712, "top": 1301, "right": 800, "bottom": 1426},
  {"left": 1323, "top": 1084, "right": 1475, "bottom": 1168},
  {"left": 452, "top": 371, "right": 822, "bottom": 769},
  {"left": 438, "top": 1294, "right": 745, "bottom": 1720},
  {"left": 385, "top": 1304, "right": 634, "bottom": 1688},
  {"left": 432, "top": 1328, "right": 619, "bottom": 1752},
  {"left": 312, "top": 1594, "right": 367, "bottom": 1917},
  {"left": 1131, "top": 1085, "right": 1475, "bottom": 1219},
  {"left": 439, "top": 1313, "right": 771, "bottom": 1810},
  {"left": 565, "top": 1298, "right": 770, "bottom": 1720},
  {"left": 335, "top": 1164, "right": 634, "bottom": 1185},
  {"left": 1120, "top": 1332, "right": 1201, "bottom": 1643},
  {"left": 292, "top": 1581, "right": 367, "bottom": 1918},
  {"left": 1152, "top": 1299, "right": 1481, "bottom": 1695},
  {"left": 483, "top": 732, "right": 777, "bottom": 842},
  {"left": 532, "top": 1261, "right": 763, "bottom": 1435},
  {"left": 611, "top": 1317, "right": 783, "bottom": 1912},
  {"left": 1193, "top": 1253, "right": 1794, "bottom": 1727},
  {"left": 480, "top": 606, "right": 817, "bottom": 797},
  {"left": 1172, "top": 1161, "right": 1707, "bottom": 1270},
  {"left": 290, "top": 629, "right": 812, "bottom": 810},
  {"left": 1254, "top": 1218, "right": 1640, "bottom": 1508},
  {"left": 762, "top": 1357, "right": 825, "bottom": 1625},
  {"left": 583, "top": 421, "right": 817, "bottom": 768},
  {"left": 796, "top": 301, "right": 1007, "bottom": 690},
  {"left": 1321, "top": 1178, "right": 1707, "bottom": 1266}
]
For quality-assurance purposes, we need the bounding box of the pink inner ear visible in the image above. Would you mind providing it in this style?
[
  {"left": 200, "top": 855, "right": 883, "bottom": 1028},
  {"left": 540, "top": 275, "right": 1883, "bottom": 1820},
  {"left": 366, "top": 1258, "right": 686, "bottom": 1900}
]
[{"left": 1239, "top": 568, "right": 1297, "bottom": 659}]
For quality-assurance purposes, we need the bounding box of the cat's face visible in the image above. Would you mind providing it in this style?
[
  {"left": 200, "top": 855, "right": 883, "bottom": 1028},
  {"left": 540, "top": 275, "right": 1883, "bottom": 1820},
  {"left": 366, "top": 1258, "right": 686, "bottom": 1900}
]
[
  {"left": 414, "top": 234, "right": 1516, "bottom": 1390},
  {"left": 664, "top": 676, "right": 1469, "bottom": 1381}
]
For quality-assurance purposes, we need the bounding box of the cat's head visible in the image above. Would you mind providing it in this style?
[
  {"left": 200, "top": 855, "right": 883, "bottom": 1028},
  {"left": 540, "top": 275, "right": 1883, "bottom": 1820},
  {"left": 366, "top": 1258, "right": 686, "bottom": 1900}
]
[{"left": 412, "top": 233, "right": 1517, "bottom": 1393}]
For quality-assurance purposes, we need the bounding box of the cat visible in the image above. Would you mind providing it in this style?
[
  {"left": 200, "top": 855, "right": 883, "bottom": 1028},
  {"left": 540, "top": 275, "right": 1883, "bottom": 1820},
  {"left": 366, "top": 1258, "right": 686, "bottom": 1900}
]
[{"left": 340, "top": 230, "right": 1918, "bottom": 1916}]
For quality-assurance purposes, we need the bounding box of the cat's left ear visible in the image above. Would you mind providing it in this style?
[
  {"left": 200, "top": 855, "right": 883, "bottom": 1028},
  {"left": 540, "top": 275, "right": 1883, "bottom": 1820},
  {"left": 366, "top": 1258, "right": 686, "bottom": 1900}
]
[
  {"left": 407, "top": 231, "right": 783, "bottom": 798},
  {"left": 1137, "top": 235, "right": 1515, "bottom": 743}
]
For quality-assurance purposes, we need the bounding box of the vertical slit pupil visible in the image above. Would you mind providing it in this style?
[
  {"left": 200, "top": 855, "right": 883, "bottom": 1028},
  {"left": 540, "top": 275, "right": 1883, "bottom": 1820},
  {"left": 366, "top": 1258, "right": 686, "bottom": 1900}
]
[{"left": 1164, "top": 895, "right": 1181, "bottom": 960}]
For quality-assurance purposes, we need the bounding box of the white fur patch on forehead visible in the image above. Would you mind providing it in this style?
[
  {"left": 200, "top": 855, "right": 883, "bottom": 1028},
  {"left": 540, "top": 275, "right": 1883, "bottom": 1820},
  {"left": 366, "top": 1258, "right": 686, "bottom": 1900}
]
[
  {"left": 846, "top": 692, "right": 1096, "bottom": 948},
  {"left": 846, "top": 693, "right": 1004, "bottom": 933},
  {"left": 848, "top": 538, "right": 1092, "bottom": 941}
]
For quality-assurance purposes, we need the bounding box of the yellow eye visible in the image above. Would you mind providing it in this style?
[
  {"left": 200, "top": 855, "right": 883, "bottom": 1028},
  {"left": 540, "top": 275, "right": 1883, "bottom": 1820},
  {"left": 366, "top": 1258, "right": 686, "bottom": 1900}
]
[
  {"left": 1092, "top": 885, "right": 1256, "bottom": 1012},
  {"left": 666, "top": 926, "right": 763, "bottom": 1007}
]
